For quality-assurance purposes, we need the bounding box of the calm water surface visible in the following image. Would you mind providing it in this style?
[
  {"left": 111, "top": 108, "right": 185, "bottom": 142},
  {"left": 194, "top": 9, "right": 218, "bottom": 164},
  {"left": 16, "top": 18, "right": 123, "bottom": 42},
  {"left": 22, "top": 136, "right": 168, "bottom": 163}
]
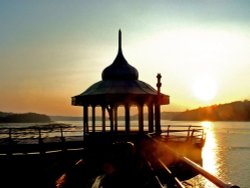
[
  {"left": 1, "top": 120, "right": 249, "bottom": 187},
  {"left": 167, "top": 121, "right": 250, "bottom": 188}
]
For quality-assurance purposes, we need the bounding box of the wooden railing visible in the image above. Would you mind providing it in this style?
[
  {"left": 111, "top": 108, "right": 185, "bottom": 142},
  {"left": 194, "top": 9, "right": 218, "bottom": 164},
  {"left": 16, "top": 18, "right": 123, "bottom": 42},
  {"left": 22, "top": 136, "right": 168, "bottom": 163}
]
[
  {"left": 161, "top": 124, "right": 204, "bottom": 135},
  {"left": 160, "top": 125, "right": 206, "bottom": 146},
  {"left": 0, "top": 127, "right": 84, "bottom": 155},
  {"left": 0, "top": 125, "right": 206, "bottom": 154},
  {"left": 0, "top": 127, "right": 83, "bottom": 141}
]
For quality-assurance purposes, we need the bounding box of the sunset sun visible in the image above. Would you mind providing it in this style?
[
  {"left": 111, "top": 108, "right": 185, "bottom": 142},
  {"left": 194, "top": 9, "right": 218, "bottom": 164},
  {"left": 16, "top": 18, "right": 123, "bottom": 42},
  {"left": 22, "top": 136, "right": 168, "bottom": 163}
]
[{"left": 192, "top": 75, "right": 217, "bottom": 102}]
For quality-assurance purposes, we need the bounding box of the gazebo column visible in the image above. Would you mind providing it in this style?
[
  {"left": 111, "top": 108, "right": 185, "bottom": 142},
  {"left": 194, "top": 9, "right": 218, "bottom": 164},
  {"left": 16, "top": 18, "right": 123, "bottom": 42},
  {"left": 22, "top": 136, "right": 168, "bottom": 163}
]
[
  {"left": 114, "top": 106, "right": 118, "bottom": 131},
  {"left": 83, "top": 105, "right": 89, "bottom": 134},
  {"left": 92, "top": 105, "right": 96, "bottom": 132},
  {"left": 102, "top": 106, "right": 106, "bottom": 132},
  {"left": 155, "top": 104, "right": 161, "bottom": 134},
  {"left": 148, "top": 104, "right": 154, "bottom": 132},
  {"left": 108, "top": 105, "right": 114, "bottom": 132},
  {"left": 125, "top": 104, "right": 130, "bottom": 133},
  {"left": 138, "top": 104, "right": 144, "bottom": 132}
]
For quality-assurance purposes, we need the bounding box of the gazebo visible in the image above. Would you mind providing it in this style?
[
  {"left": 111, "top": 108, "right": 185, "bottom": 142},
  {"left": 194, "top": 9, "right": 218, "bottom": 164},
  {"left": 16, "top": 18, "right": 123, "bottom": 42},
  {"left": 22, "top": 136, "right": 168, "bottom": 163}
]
[{"left": 72, "top": 30, "right": 169, "bottom": 135}]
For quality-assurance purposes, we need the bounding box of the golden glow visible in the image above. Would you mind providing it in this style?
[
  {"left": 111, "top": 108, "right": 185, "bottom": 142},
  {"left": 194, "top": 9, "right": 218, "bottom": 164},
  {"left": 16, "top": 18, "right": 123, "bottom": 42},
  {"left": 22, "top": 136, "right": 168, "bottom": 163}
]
[
  {"left": 192, "top": 75, "right": 217, "bottom": 102},
  {"left": 201, "top": 121, "right": 218, "bottom": 175},
  {"left": 1, "top": 25, "right": 250, "bottom": 115},
  {"left": 201, "top": 121, "right": 212, "bottom": 129}
]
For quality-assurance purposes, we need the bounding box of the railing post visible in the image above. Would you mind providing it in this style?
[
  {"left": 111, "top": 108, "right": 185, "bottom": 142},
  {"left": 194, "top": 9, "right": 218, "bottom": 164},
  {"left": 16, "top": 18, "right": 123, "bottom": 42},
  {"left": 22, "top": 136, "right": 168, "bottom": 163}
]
[
  {"left": 167, "top": 125, "right": 170, "bottom": 137},
  {"left": 186, "top": 126, "right": 192, "bottom": 142},
  {"left": 38, "top": 128, "right": 42, "bottom": 144},
  {"left": 60, "top": 127, "right": 64, "bottom": 141},
  {"left": 187, "top": 126, "right": 191, "bottom": 137},
  {"left": 8, "top": 128, "right": 13, "bottom": 155},
  {"left": 38, "top": 128, "right": 45, "bottom": 154},
  {"left": 60, "top": 127, "right": 66, "bottom": 152},
  {"left": 191, "top": 129, "right": 195, "bottom": 137}
]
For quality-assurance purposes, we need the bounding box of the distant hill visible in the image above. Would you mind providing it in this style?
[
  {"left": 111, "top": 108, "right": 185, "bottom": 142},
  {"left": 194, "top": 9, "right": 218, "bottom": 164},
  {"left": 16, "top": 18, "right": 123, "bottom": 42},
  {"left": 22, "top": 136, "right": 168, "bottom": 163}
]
[
  {"left": 172, "top": 100, "right": 250, "bottom": 121},
  {"left": 0, "top": 111, "right": 13, "bottom": 117},
  {"left": 0, "top": 112, "right": 51, "bottom": 123},
  {"left": 50, "top": 115, "right": 82, "bottom": 121},
  {"left": 50, "top": 112, "right": 180, "bottom": 122},
  {"left": 161, "top": 112, "right": 181, "bottom": 120},
  {"left": 128, "top": 112, "right": 180, "bottom": 120},
  {"left": 3, "top": 100, "right": 249, "bottom": 123}
]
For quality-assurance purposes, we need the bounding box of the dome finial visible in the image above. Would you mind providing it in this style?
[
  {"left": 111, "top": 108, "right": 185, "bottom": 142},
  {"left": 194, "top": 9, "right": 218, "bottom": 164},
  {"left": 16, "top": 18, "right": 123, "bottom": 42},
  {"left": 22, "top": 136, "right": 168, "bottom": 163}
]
[
  {"left": 118, "top": 29, "right": 122, "bottom": 52},
  {"left": 102, "top": 30, "right": 139, "bottom": 80}
]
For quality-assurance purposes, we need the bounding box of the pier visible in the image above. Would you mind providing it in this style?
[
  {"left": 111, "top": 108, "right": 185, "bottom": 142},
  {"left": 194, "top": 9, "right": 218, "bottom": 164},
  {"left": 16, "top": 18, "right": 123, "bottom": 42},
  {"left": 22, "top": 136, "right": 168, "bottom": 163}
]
[{"left": 0, "top": 124, "right": 240, "bottom": 188}]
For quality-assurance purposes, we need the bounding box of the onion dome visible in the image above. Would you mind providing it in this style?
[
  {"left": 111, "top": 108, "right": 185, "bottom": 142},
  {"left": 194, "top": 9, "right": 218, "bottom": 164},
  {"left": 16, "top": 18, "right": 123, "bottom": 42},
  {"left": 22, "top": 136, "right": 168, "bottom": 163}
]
[
  {"left": 102, "top": 30, "right": 139, "bottom": 80},
  {"left": 72, "top": 30, "right": 170, "bottom": 106}
]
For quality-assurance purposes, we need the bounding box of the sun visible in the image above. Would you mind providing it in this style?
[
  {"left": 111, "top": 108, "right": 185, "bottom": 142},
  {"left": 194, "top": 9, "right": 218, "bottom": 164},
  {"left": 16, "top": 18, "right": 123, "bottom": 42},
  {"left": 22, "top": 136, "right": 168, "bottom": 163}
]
[{"left": 192, "top": 75, "right": 217, "bottom": 102}]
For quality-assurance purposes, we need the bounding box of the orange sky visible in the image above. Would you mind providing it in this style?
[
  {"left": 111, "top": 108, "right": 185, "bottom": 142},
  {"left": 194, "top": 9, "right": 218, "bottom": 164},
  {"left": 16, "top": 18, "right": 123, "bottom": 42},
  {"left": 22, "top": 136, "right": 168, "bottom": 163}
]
[{"left": 0, "top": 1, "right": 250, "bottom": 116}]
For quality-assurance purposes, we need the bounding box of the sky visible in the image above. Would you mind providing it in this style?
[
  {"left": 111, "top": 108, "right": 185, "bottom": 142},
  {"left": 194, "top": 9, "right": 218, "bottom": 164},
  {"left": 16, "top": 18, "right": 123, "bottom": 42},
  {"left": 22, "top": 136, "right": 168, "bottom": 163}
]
[{"left": 0, "top": 0, "right": 250, "bottom": 116}]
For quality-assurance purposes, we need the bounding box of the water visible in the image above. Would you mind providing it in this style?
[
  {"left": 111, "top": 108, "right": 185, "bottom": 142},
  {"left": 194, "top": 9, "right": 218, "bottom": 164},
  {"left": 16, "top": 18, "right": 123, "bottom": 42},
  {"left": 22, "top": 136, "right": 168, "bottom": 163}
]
[
  {"left": 167, "top": 121, "right": 250, "bottom": 188},
  {"left": 0, "top": 120, "right": 249, "bottom": 188}
]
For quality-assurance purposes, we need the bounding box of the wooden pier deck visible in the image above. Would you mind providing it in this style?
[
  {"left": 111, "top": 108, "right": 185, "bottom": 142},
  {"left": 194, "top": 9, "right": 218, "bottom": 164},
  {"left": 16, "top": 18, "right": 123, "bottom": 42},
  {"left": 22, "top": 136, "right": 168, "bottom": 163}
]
[{"left": 0, "top": 125, "right": 240, "bottom": 188}]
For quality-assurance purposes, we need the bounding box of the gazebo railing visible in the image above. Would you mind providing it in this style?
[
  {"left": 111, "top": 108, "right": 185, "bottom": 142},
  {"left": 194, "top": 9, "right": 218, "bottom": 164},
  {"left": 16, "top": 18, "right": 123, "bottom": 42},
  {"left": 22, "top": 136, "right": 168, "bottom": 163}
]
[{"left": 160, "top": 125, "right": 206, "bottom": 145}]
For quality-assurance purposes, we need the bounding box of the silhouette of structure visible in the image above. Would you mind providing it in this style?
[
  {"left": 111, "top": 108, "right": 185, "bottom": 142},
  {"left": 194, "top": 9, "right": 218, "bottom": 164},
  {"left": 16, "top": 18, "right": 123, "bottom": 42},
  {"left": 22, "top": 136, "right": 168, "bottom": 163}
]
[
  {"left": 56, "top": 31, "right": 239, "bottom": 188},
  {"left": 0, "top": 31, "right": 239, "bottom": 188},
  {"left": 72, "top": 30, "right": 169, "bottom": 135}
]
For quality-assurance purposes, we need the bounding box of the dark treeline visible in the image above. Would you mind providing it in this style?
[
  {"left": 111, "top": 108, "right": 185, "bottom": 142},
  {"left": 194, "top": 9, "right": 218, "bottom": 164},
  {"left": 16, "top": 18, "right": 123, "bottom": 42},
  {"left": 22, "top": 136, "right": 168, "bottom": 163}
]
[
  {"left": 1, "top": 100, "right": 250, "bottom": 123},
  {"left": 50, "top": 116, "right": 82, "bottom": 121},
  {"left": 129, "top": 112, "right": 181, "bottom": 120},
  {"left": 0, "top": 112, "right": 51, "bottom": 123},
  {"left": 172, "top": 100, "right": 250, "bottom": 121}
]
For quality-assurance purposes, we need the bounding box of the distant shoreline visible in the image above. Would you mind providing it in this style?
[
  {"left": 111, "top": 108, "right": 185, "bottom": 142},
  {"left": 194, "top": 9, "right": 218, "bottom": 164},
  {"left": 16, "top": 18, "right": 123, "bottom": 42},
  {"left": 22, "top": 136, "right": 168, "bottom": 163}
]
[
  {"left": 1, "top": 99, "right": 250, "bottom": 123},
  {"left": 0, "top": 112, "right": 51, "bottom": 123}
]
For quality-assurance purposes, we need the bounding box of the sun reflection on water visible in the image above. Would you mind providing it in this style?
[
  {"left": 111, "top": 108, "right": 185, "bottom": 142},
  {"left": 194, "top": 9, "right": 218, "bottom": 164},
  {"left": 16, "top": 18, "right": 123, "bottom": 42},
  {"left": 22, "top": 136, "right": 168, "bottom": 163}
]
[
  {"left": 201, "top": 121, "right": 218, "bottom": 176},
  {"left": 181, "top": 121, "right": 220, "bottom": 187}
]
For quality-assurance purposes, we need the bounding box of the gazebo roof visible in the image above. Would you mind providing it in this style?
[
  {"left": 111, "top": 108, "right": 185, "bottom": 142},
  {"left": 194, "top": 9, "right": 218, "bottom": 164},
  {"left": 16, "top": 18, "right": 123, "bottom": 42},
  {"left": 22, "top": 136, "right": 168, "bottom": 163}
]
[
  {"left": 80, "top": 80, "right": 157, "bottom": 95},
  {"left": 102, "top": 30, "right": 138, "bottom": 80},
  {"left": 72, "top": 30, "right": 169, "bottom": 106}
]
